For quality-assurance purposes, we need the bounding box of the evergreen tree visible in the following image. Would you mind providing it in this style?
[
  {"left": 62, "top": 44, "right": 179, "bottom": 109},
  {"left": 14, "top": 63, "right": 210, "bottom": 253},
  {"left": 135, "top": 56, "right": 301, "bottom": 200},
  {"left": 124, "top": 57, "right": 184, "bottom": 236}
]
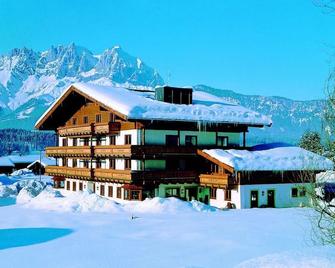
[{"left": 298, "top": 131, "right": 323, "bottom": 154}]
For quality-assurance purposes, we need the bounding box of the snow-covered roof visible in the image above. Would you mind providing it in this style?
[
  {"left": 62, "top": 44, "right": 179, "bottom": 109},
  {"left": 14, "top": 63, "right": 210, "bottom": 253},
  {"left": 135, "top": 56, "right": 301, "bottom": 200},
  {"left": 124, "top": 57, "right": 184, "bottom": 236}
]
[
  {"left": 36, "top": 83, "right": 272, "bottom": 127},
  {"left": 0, "top": 156, "right": 15, "bottom": 167},
  {"left": 202, "top": 146, "right": 334, "bottom": 171},
  {"left": 27, "top": 157, "right": 56, "bottom": 168},
  {"left": 0, "top": 152, "right": 53, "bottom": 167}
]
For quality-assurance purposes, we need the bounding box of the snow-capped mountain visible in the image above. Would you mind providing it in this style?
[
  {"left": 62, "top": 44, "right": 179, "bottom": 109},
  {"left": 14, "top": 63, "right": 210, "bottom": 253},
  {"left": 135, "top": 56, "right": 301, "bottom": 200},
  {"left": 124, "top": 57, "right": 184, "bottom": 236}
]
[
  {"left": 194, "top": 85, "right": 325, "bottom": 144},
  {"left": 0, "top": 44, "right": 325, "bottom": 144},
  {"left": 0, "top": 43, "right": 163, "bottom": 129}
]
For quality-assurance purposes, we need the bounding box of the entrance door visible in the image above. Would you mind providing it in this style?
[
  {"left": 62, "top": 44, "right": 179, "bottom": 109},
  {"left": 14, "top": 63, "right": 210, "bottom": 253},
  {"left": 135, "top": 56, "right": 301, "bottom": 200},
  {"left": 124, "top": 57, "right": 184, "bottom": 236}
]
[
  {"left": 250, "top": 190, "right": 258, "bottom": 208},
  {"left": 267, "top": 190, "right": 275, "bottom": 208},
  {"left": 185, "top": 188, "right": 197, "bottom": 201}
]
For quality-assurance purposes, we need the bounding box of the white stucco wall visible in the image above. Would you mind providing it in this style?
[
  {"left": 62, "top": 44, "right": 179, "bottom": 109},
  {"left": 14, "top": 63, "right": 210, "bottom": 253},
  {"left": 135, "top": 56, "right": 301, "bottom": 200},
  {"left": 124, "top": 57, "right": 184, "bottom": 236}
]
[{"left": 209, "top": 183, "right": 311, "bottom": 209}]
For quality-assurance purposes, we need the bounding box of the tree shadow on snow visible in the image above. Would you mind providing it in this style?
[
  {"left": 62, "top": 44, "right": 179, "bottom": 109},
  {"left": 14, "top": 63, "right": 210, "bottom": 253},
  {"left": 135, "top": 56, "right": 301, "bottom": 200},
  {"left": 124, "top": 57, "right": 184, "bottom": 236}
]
[{"left": 0, "top": 228, "right": 73, "bottom": 250}]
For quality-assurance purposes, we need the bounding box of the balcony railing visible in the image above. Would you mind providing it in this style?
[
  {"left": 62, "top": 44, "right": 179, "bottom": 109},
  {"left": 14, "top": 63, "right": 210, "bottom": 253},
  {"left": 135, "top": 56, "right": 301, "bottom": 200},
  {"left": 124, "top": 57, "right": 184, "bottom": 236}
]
[
  {"left": 94, "top": 122, "right": 121, "bottom": 135},
  {"left": 94, "top": 145, "right": 132, "bottom": 157},
  {"left": 58, "top": 124, "right": 94, "bottom": 136},
  {"left": 46, "top": 146, "right": 92, "bottom": 157},
  {"left": 46, "top": 166, "right": 93, "bottom": 179},
  {"left": 94, "top": 168, "right": 132, "bottom": 182},
  {"left": 57, "top": 122, "right": 121, "bottom": 137},
  {"left": 46, "top": 145, "right": 197, "bottom": 158},
  {"left": 199, "top": 173, "right": 229, "bottom": 188},
  {"left": 46, "top": 165, "right": 197, "bottom": 183}
]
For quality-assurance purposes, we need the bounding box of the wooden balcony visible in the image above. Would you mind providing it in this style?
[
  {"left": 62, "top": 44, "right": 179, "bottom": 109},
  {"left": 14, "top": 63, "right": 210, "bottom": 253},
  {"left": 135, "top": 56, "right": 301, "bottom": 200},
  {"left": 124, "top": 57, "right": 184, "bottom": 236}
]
[
  {"left": 94, "top": 122, "right": 121, "bottom": 135},
  {"left": 94, "top": 145, "right": 132, "bottom": 157},
  {"left": 58, "top": 124, "right": 93, "bottom": 136},
  {"left": 46, "top": 146, "right": 92, "bottom": 157},
  {"left": 46, "top": 166, "right": 93, "bottom": 179},
  {"left": 199, "top": 173, "right": 229, "bottom": 188},
  {"left": 94, "top": 168, "right": 132, "bottom": 182}
]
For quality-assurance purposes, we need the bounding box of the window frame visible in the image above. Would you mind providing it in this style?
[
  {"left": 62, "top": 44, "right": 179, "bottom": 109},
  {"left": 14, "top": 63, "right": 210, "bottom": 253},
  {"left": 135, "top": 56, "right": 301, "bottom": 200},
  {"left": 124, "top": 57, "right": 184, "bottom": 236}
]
[
  {"left": 216, "top": 136, "right": 229, "bottom": 147},
  {"left": 83, "top": 116, "right": 89, "bottom": 124},
  {"left": 224, "top": 190, "right": 232, "bottom": 201},
  {"left": 210, "top": 187, "right": 217, "bottom": 199},
  {"left": 124, "top": 134, "right": 132, "bottom": 145},
  {"left": 185, "top": 135, "right": 197, "bottom": 146},
  {"left": 291, "top": 187, "right": 298, "bottom": 198},
  {"left": 96, "top": 114, "right": 102, "bottom": 123},
  {"left": 124, "top": 159, "right": 131, "bottom": 170}
]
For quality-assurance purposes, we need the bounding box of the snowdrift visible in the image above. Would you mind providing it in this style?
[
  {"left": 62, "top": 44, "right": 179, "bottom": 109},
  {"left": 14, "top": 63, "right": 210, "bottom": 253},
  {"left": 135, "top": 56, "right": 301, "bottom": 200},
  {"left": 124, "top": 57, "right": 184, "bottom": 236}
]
[
  {"left": 23, "top": 187, "right": 218, "bottom": 214},
  {"left": 0, "top": 179, "right": 217, "bottom": 214}
]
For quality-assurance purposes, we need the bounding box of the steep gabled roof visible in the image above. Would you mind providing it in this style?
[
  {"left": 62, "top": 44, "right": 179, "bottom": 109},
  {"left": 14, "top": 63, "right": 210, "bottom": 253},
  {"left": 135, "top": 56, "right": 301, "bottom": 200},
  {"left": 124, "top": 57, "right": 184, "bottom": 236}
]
[{"left": 36, "top": 83, "right": 272, "bottom": 130}]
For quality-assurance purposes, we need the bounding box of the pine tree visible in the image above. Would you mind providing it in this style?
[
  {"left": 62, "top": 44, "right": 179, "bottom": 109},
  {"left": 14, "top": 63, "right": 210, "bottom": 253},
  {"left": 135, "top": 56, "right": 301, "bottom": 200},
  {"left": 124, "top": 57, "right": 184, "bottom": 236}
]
[{"left": 298, "top": 131, "right": 323, "bottom": 154}]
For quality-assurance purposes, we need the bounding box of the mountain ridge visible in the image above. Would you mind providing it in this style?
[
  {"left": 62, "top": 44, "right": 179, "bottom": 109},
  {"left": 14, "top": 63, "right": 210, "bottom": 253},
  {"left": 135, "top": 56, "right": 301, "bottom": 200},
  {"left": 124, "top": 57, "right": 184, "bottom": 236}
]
[{"left": 0, "top": 44, "right": 325, "bottom": 144}]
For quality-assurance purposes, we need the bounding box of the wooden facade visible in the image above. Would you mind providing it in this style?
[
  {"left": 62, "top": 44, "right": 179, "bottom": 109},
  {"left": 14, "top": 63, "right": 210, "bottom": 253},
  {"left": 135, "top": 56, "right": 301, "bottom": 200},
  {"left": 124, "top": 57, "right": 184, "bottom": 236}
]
[{"left": 36, "top": 84, "right": 273, "bottom": 202}]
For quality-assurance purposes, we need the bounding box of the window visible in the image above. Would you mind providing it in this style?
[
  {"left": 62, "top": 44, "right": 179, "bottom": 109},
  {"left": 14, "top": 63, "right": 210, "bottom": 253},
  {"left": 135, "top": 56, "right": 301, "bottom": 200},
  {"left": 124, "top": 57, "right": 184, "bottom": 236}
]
[
  {"left": 110, "top": 113, "right": 116, "bottom": 122},
  {"left": 125, "top": 135, "right": 132, "bottom": 145},
  {"left": 100, "top": 185, "right": 105, "bottom": 196},
  {"left": 66, "top": 181, "right": 70, "bottom": 190},
  {"left": 96, "top": 114, "right": 102, "bottom": 123},
  {"left": 217, "top": 136, "right": 228, "bottom": 147},
  {"left": 110, "top": 135, "right": 116, "bottom": 145},
  {"left": 83, "top": 138, "right": 90, "bottom": 146},
  {"left": 299, "top": 187, "right": 306, "bottom": 197},
  {"left": 83, "top": 116, "right": 89, "bottom": 124},
  {"left": 72, "top": 118, "right": 77, "bottom": 125},
  {"left": 210, "top": 187, "right": 217, "bottom": 199},
  {"left": 79, "top": 182, "right": 83, "bottom": 191},
  {"left": 165, "top": 188, "right": 180, "bottom": 197},
  {"left": 96, "top": 137, "right": 102, "bottom": 146},
  {"left": 72, "top": 159, "right": 78, "bottom": 168},
  {"left": 62, "top": 158, "right": 68, "bottom": 167},
  {"left": 96, "top": 160, "right": 101, "bottom": 169},
  {"left": 117, "top": 187, "right": 122, "bottom": 198},
  {"left": 125, "top": 159, "right": 131, "bottom": 170},
  {"left": 185, "top": 135, "right": 197, "bottom": 146},
  {"left": 62, "top": 138, "right": 68, "bottom": 147},
  {"left": 131, "top": 190, "right": 141, "bottom": 200},
  {"left": 224, "top": 190, "right": 232, "bottom": 201},
  {"left": 124, "top": 189, "right": 129, "bottom": 200},
  {"left": 72, "top": 138, "right": 77, "bottom": 146},
  {"left": 292, "top": 187, "right": 306, "bottom": 198},
  {"left": 72, "top": 181, "right": 76, "bottom": 191},
  {"left": 81, "top": 160, "right": 89, "bottom": 168},
  {"left": 108, "top": 186, "right": 113, "bottom": 197},
  {"left": 110, "top": 158, "right": 116, "bottom": 169},
  {"left": 166, "top": 135, "right": 179, "bottom": 146},
  {"left": 291, "top": 188, "right": 298, "bottom": 197}
]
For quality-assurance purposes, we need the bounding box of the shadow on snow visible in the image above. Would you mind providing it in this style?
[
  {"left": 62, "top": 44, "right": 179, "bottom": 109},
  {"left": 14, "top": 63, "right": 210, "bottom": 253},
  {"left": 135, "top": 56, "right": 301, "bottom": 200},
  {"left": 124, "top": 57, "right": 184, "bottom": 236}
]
[{"left": 0, "top": 228, "right": 73, "bottom": 250}]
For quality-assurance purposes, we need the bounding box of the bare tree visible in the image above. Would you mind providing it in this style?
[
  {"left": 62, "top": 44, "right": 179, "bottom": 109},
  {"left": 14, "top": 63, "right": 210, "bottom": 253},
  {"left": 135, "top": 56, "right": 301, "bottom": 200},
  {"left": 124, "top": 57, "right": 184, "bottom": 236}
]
[{"left": 314, "top": 0, "right": 335, "bottom": 13}]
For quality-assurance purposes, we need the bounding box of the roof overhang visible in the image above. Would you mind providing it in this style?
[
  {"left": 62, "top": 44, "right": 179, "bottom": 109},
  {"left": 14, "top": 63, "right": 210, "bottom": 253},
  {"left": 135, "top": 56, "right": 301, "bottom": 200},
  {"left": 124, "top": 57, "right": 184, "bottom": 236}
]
[{"left": 35, "top": 85, "right": 128, "bottom": 130}]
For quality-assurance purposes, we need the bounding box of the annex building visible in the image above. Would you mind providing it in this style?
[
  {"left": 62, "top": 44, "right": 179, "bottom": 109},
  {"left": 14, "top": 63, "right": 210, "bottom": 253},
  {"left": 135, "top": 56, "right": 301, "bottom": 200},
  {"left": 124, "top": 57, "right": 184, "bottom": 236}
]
[{"left": 35, "top": 83, "right": 333, "bottom": 209}]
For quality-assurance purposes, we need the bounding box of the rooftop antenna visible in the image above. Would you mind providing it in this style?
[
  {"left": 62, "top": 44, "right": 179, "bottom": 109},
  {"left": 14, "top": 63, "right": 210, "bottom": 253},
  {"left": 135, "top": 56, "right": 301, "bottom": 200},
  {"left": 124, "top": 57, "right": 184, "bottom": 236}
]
[{"left": 167, "top": 71, "right": 171, "bottom": 86}]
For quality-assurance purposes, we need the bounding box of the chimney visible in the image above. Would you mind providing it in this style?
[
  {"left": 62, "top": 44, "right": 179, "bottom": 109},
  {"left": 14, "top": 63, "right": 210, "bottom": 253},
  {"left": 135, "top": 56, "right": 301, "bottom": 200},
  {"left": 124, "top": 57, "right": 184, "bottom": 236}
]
[{"left": 155, "top": 86, "right": 193, "bottom": 105}]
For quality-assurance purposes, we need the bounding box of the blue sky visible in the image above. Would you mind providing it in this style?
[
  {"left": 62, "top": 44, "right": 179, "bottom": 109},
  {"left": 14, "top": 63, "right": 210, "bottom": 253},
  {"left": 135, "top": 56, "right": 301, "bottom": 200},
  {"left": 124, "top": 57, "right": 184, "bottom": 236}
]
[{"left": 0, "top": 0, "right": 335, "bottom": 100}]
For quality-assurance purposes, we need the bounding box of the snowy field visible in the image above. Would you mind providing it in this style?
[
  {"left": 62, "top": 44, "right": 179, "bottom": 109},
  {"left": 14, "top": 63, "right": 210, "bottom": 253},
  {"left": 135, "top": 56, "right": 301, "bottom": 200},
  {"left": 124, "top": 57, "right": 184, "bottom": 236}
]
[{"left": 0, "top": 174, "right": 335, "bottom": 268}]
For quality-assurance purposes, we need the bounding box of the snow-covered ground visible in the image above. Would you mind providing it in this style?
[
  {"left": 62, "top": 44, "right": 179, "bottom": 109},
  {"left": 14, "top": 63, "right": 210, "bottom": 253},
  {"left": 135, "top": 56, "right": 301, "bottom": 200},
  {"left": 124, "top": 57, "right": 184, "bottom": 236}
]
[{"left": 0, "top": 175, "right": 334, "bottom": 268}]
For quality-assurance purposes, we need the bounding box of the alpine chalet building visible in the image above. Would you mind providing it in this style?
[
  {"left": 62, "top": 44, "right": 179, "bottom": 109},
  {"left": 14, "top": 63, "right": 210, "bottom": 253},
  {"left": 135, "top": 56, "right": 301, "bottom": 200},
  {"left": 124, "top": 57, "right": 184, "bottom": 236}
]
[{"left": 36, "top": 83, "right": 333, "bottom": 208}]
